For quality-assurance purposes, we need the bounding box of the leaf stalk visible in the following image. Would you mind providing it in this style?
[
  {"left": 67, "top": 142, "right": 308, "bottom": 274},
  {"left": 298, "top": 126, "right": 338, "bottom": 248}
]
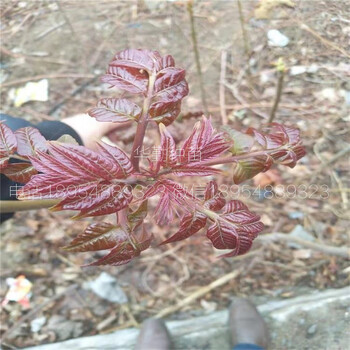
[{"left": 130, "top": 72, "right": 156, "bottom": 171}]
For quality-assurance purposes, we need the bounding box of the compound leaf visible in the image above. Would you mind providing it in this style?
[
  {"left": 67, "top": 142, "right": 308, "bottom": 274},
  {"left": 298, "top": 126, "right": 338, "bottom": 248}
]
[
  {"left": 160, "top": 211, "right": 207, "bottom": 245},
  {"left": 180, "top": 117, "right": 230, "bottom": 164},
  {"left": 227, "top": 123, "right": 306, "bottom": 184},
  {"left": 158, "top": 123, "right": 177, "bottom": 168},
  {"left": 86, "top": 228, "right": 152, "bottom": 266},
  {"left": 206, "top": 200, "right": 264, "bottom": 257},
  {"left": 0, "top": 163, "right": 37, "bottom": 183},
  {"left": 102, "top": 66, "right": 148, "bottom": 94},
  {"left": 63, "top": 222, "right": 128, "bottom": 252},
  {"left": 0, "top": 122, "right": 17, "bottom": 168},
  {"left": 88, "top": 98, "right": 142, "bottom": 123},
  {"left": 18, "top": 142, "right": 133, "bottom": 218},
  {"left": 15, "top": 127, "right": 47, "bottom": 157}
]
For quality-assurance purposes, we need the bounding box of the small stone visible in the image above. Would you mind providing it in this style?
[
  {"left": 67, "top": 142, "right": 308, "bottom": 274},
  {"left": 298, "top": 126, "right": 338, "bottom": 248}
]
[
  {"left": 288, "top": 225, "right": 315, "bottom": 249},
  {"left": 299, "top": 318, "right": 306, "bottom": 325},
  {"left": 47, "top": 317, "right": 84, "bottom": 341},
  {"left": 267, "top": 29, "right": 289, "bottom": 47},
  {"left": 307, "top": 324, "right": 318, "bottom": 336},
  {"left": 288, "top": 211, "right": 304, "bottom": 219},
  {"left": 30, "top": 316, "right": 46, "bottom": 333},
  {"left": 290, "top": 66, "right": 307, "bottom": 75},
  {"left": 83, "top": 272, "right": 128, "bottom": 304}
]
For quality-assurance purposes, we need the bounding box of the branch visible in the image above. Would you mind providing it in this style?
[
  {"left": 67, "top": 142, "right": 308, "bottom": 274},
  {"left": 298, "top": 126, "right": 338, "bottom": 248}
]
[
  {"left": 0, "top": 199, "right": 60, "bottom": 213},
  {"left": 219, "top": 50, "right": 228, "bottom": 125},
  {"left": 237, "top": 0, "right": 251, "bottom": 62},
  {"left": 154, "top": 252, "right": 258, "bottom": 319},
  {"left": 258, "top": 232, "right": 349, "bottom": 259},
  {"left": 130, "top": 73, "right": 156, "bottom": 171},
  {"left": 187, "top": 0, "right": 208, "bottom": 116},
  {"left": 268, "top": 60, "right": 285, "bottom": 123},
  {"left": 1, "top": 73, "right": 95, "bottom": 88}
]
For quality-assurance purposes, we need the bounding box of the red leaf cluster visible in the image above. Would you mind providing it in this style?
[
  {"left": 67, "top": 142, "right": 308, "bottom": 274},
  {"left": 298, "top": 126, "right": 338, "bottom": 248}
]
[
  {"left": 159, "top": 180, "right": 263, "bottom": 258},
  {"left": 18, "top": 142, "right": 133, "bottom": 218},
  {"left": 150, "top": 117, "right": 230, "bottom": 176},
  {"left": 64, "top": 210, "right": 152, "bottom": 266},
  {"left": 0, "top": 49, "right": 307, "bottom": 266},
  {"left": 0, "top": 123, "right": 48, "bottom": 183},
  {"left": 228, "top": 123, "right": 306, "bottom": 184},
  {"left": 143, "top": 179, "right": 194, "bottom": 225},
  {"left": 88, "top": 49, "right": 189, "bottom": 126},
  {"left": 206, "top": 200, "right": 263, "bottom": 257}
]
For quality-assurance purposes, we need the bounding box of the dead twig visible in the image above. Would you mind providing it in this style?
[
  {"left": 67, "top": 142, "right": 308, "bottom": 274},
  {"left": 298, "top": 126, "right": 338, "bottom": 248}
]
[
  {"left": 187, "top": 0, "right": 208, "bottom": 116},
  {"left": 268, "top": 61, "right": 285, "bottom": 123},
  {"left": 34, "top": 21, "right": 65, "bottom": 41},
  {"left": 237, "top": 0, "right": 251, "bottom": 62},
  {"left": 313, "top": 141, "right": 349, "bottom": 211},
  {"left": 219, "top": 50, "right": 228, "bottom": 125},
  {"left": 1, "top": 74, "right": 95, "bottom": 88},
  {"left": 154, "top": 251, "right": 258, "bottom": 319},
  {"left": 258, "top": 233, "right": 349, "bottom": 259},
  {"left": 298, "top": 22, "right": 350, "bottom": 59},
  {"left": 0, "top": 47, "right": 73, "bottom": 66},
  {"left": 225, "top": 81, "right": 269, "bottom": 119},
  {"left": 55, "top": 0, "right": 78, "bottom": 40},
  {"left": 312, "top": 144, "right": 350, "bottom": 179}
]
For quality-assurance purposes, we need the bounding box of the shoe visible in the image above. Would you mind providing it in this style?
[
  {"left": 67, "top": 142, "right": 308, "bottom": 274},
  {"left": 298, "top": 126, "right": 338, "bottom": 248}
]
[
  {"left": 229, "top": 298, "right": 269, "bottom": 349},
  {"left": 135, "top": 318, "right": 172, "bottom": 350}
]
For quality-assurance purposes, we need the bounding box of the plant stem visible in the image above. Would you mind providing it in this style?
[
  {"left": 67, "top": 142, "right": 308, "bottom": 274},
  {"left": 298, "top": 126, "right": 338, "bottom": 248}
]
[
  {"left": 237, "top": 0, "right": 251, "bottom": 63},
  {"left": 219, "top": 50, "right": 228, "bottom": 125},
  {"left": 268, "top": 68, "right": 285, "bottom": 123},
  {"left": 0, "top": 199, "right": 59, "bottom": 213},
  {"left": 187, "top": 0, "right": 208, "bottom": 116},
  {"left": 130, "top": 73, "right": 156, "bottom": 171},
  {"left": 156, "top": 148, "right": 287, "bottom": 177}
]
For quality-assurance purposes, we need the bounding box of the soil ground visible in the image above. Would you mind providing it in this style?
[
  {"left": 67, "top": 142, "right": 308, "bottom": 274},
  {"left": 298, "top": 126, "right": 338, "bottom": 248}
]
[{"left": 0, "top": 1, "right": 349, "bottom": 348}]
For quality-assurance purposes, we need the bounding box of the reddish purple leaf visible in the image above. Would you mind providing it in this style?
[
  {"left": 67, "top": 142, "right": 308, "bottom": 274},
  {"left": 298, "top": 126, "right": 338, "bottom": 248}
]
[
  {"left": 228, "top": 123, "right": 306, "bottom": 184},
  {"left": 110, "top": 49, "right": 162, "bottom": 72},
  {"left": 128, "top": 201, "right": 148, "bottom": 229},
  {"left": 86, "top": 228, "right": 152, "bottom": 266},
  {"left": 206, "top": 200, "right": 263, "bottom": 257},
  {"left": 159, "top": 54, "right": 175, "bottom": 70},
  {"left": 158, "top": 123, "right": 177, "bottom": 168},
  {"left": 142, "top": 179, "right": 194, "bottom": 225},
  {"left": 96, "top": 142, "right": 133, "bottom": 178},
  {"left": 0, "top": 122, "right": 17, "bottom": 168},
  {"left": 204, "top": 181, "right": 226, "bottom": 211},
  {"left": 153, "top": 68, "right": 186, "bottom": 94},
  {"left": 161, "top": 211, "right": 207, "bottom": 245},
  {"left": 100, "top": 49, "right": 188, "bottom": 126},
  {"left": 15, "top": 127, "right": 47, "bottom": 157},
  {"left": 51, "top": 184, "right": 133, "bottom": 219},
  {"left": 149, "top": 61, "right": 188, "bottom": 126},
  {"left": 233, "top": 155, "right": 273, "bottom": 185},
  {"left": 149, "top": 100, "right": 182, "bottom": 126},
  {"left": 180, "top": 117, "right": 230, "bottom": 164},
  {"left": 102, "top": 66, "right": 148, "bottom": 94},
  {"left": 88, "top": 98, "right": 141, "bottom": 123},
  {"left": 63, "top": 222, "right": 128, "bottom": 252},
  {"left": 18, "top": 143, "right": 133, "bottom": 218},
  {"left": 207, "top": 220, "right": 240, "bottom": 252},
  {"left": 1, "top": 163, "right": 37, "bottom": 183}
]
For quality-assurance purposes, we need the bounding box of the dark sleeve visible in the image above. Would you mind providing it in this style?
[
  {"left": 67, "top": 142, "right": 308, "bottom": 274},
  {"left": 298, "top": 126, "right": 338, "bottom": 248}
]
[
  {"left": 0, "top": 114, "right": 83, "bottom": 223},
  {"left": 0, "top": 114, "right": 83, "bottom": 144},
  {"left": 36, "top": 120, "right": 83, "bottom": 144}
]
